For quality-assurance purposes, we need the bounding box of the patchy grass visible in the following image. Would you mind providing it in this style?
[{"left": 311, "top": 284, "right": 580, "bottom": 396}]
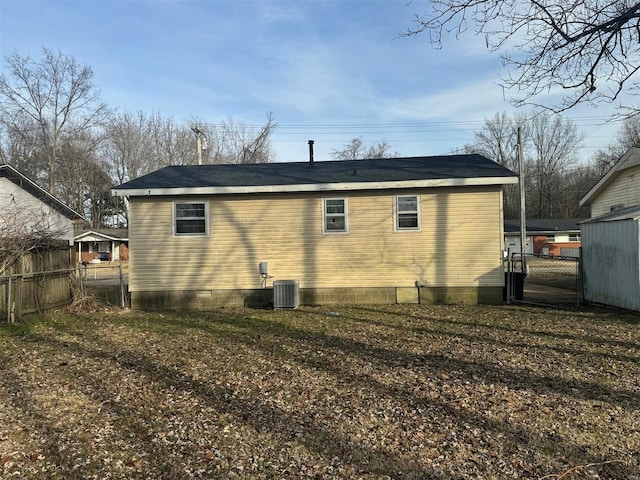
[{"left": 1, "top": 304, "right": 639, "bottom": 479}]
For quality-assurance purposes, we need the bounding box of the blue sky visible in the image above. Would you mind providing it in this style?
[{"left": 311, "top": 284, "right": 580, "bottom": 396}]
[{"left": 0, "top": 0, "right": 624, "bottom": 163}]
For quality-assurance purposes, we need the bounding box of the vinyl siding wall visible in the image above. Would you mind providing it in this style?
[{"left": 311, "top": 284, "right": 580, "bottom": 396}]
[
  {"left": 582, "top": 218, "right": 640, "bottom": 311},
  {"left": 128, "top": 186, "right": 504, "bottom": 294},
  {"left": 0, "top": 177, "right": 75, "bottom": 244},
  {"left": 591, "top": 164, "right": 640, "bottom": 217}
]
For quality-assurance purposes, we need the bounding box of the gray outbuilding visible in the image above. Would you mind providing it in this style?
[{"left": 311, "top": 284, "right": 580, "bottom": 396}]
[{"left": 581, "top": 206, "right": 640, "bottom": 311}]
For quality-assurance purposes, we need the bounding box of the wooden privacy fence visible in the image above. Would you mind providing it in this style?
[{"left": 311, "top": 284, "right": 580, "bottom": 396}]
[
  {"left": 0, "top": 268, "right": 76, "bottom": 322},
  {"left": 2, "top": 241, "right": 72, "bottom": 276},
  {"left": 1, "top": 263, "right": 128, "bottom": 323},
  {"left": 1, "top": 243, "right": 74, "bottom": 322}
]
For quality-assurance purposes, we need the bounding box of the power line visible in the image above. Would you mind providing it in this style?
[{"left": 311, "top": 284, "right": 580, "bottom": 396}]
[
  {"left": 175, "top": 115, "right": 620, "bottom": 159},
  {"left": 177, "top": 114, "right": 616, "bottom": 131}
]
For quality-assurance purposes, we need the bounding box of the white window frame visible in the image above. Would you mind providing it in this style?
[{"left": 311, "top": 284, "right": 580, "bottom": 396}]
[
  {"left": 569, "top": 233, "right": 581, "bottom": 242},
  {"left": 173, "top": 201, "right": 209, "bottom": 237},
  {"left": 323, "top": 198, "right": 348, "bottom": 234},
  {"left": 546, "top": 234, "right": 555, "bottom": 242},
  {"left": 395, "top": 195, "right": 420, "bottom": 231}
]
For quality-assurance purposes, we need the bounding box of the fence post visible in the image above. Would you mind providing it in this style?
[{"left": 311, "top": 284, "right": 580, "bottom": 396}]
[
  {"left": 78, "top": 262, "right": 84, "bottom": 295},
  {"left": 14, "top": 275, "right": 21, "bottom": 322},
  {"left": 506, "top": 250, "right": 512, "bottom": 304},
  {"left": 7, "top": 275, "right": 11, "bottom": 324},
  {"left": 578, "top": 247, "right": 583, "bottom": 307},
  {"left": 119, "top": 262, "right": 125, "bottom": 308}
]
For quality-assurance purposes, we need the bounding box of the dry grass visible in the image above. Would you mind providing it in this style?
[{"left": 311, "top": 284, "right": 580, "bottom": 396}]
[{"left": 1, "top": 304, "right": 639, "bottom": 479}]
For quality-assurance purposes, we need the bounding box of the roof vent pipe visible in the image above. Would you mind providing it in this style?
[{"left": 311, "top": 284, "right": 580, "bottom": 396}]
[{"left": 308, "top": 140, "right": 314, "bottom": 164}]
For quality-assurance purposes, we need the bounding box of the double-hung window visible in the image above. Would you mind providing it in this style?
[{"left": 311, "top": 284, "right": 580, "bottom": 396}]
[
  {"left": 324, "top": 198, "right": 347, "bottom": 233},
  {"left": 174, "top": 201, "right": 208, "bottom": 236},
  {"left": 395, "top": 195, "right": 420, "bottom": 230}
]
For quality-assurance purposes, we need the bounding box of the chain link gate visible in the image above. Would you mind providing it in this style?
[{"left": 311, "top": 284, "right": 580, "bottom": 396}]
[{"left": 506, "top": 252, "right": 582, "bottom": 306}]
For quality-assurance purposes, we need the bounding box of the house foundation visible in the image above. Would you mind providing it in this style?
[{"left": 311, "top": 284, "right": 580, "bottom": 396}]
[{"left": 130, "top": 286, "right": 503, "bottom": 310}]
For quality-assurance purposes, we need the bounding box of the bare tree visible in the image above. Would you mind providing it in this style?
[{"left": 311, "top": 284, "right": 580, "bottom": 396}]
[
  {"left": 105, "top": 110, "right": 156, "bottom": 185},
  {"left": 556, "top": 164, "right": 601, "bottom": 217},
  {"left": 330, "top": 136, "right": 396, "bottom": 160},
  {"left": 405, "top": 1, "right": 640, "bottom": 113},
  {"left": 148, "top": 112, "right": 195, "bottom": 167},
  {"left": 235, "top": 111, "right": 277, "bottom": 164},
  {"left": 104, "top": 111, "right": 277, "bottom": 224},
  {"left": 528, "top": 114, "right": 583, "bottom": 217},
  {"left": 466, "top": 112, "right": 582, "bottom": 218},
  {"left": 0, "top": 48, "right": 109, "bottom": 193},
  {"left": 0, "top": 115, "right": 48, "bottom": 184},
  {"left": 466, "top": 112, "right": 526, "bottom": 171},
  {"left": 463, "top": 112, "right": 527, "bottom": 217},
  {"left": 54, "top": 136, "right": 116, "bottom": 228},
  {"left": 192, "top": 112, "right": 277, "bottom": 164}
]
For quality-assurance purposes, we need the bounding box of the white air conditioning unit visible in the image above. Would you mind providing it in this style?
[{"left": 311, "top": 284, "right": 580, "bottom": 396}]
[{"left": 273, "top": 280, "right": 299, "bottom": 309}]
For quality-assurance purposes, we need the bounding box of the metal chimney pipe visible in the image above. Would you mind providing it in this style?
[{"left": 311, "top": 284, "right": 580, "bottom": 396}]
[{"left": 308, "top": 140, "right": 314, "bottom": 164}]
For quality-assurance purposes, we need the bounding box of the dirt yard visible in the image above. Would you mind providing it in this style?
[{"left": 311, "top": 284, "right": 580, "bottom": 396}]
[{"left": 1, "top": 304, "right": 638, "bottom": 479}]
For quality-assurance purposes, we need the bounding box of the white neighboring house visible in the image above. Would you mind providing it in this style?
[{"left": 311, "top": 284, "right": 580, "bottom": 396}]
[
  {"left": 74, "top": 229, "right": 129, "bottom": 263},
  {"left": 0, "top": 164, "right": 86, "bottom": 246},
  {"left": 579, "top": 147, "right": 640, "bottom": 311}
]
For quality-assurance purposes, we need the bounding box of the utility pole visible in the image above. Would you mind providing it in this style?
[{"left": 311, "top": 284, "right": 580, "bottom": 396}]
[
  {"left": 191, "top": 126, "right": 203, "bottom": 165},
  {"left": 518, "top": 127, "right": 527, "bottom": 275}
]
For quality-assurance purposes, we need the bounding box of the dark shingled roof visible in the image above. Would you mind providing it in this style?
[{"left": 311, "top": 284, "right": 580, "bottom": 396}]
[
  {"left": 504, "top": 218, "right": 585, "bottom": 234},
  {"left": 114, "top": 154, "right": 516, "bottom": 191}
]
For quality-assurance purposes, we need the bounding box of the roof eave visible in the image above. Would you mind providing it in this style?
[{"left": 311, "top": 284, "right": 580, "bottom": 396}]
[
  {"left": 112, "top": 176, "right": 519, "bottom": 197},
  {"left": 74, "top": 230, "right": 128, "bottom": 241},
  {"left": 1, "top": 164, "right": 89, "bottom": 222}
]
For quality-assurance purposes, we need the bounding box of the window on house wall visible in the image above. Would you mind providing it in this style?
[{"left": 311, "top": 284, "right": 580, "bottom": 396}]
[
  {"left": 174, "top": 202, "right": 208, "bottom": 236},
  {"left": 395, "top": 195, "right": 420, "bottom": 230},
  {"left": 569, "top": 233, "right": 580, "bottom": 242},
  {"left": 546, "top": 234, "right": 555, "bottom": 242},
  {"left": 324, "top": 198, "right": 347, "bottom": 233}
]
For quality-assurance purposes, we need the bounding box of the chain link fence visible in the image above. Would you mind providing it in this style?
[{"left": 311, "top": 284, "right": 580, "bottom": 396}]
[
  {"left": 78, "top": 262, "right": 129, "bottom": 307},
  {"left": 506, "top": 253, "right": 582, "bottom": 306},
  {"left": 1, "top": 262, "right": 129, "bottom": 323}
]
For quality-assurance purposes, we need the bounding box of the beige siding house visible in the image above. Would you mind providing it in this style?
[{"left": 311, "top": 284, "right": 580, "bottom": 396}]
[
  {"left": 580, "top": 147, "right": 640, "bottom": 216},
  {"left": 113, "top": 155, "right": 518, "bottom": 309}
]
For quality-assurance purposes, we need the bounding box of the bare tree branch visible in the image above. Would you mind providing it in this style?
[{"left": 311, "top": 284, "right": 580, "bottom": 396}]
[
  {"left": 329, "top": 136, "right": 397, "bottom": 160},
  {"left": 404, "top": 1, "right": 640, "bottom": 113}
]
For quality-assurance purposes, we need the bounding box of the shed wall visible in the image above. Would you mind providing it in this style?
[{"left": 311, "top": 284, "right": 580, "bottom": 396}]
[
  {"left": 128, "top": 187, "right": 504, "bottom": 295},
  {"left": 582, "top": 219, "right": 640, "bottom": 311}
]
